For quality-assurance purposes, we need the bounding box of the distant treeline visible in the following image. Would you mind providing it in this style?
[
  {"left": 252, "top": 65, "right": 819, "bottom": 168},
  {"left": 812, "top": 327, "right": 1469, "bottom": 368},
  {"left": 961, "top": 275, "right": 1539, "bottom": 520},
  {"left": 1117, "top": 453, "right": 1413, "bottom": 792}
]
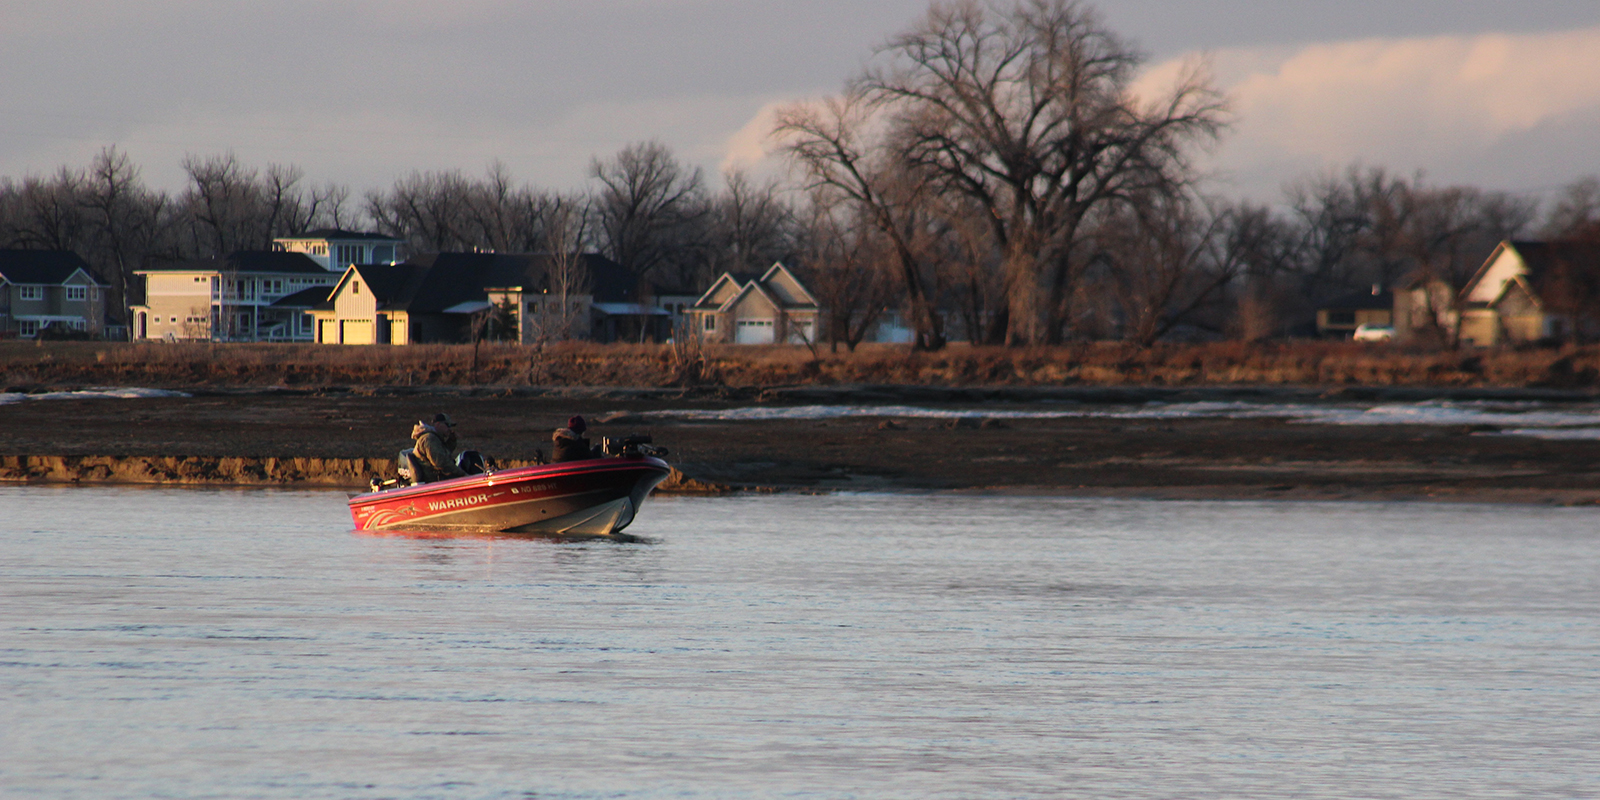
[{"left": 4, "top": 0, "right": 1600, "bottom": 351}]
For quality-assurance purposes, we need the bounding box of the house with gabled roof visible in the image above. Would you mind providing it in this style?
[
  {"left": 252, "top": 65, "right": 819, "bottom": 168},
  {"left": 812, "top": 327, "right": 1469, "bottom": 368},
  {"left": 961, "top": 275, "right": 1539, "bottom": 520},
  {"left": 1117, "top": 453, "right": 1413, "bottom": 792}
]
[
  {"left": 687, "top": 263, "right": 819, "bottom": 344},
  {"left": 0, "top": 250, "right": 112, "bottom": 339},
  {"left": 1456, "top": 240, "right": 1600, "bottom": 346},
  {"left": 309, "top": 252, "right": 687, "bottom": 345},
  {"left": 307, "top": 263, "right": 428, "bottom": 344},
  {"left": 131, "top": 251, "right": 335, "bottom": 342}
]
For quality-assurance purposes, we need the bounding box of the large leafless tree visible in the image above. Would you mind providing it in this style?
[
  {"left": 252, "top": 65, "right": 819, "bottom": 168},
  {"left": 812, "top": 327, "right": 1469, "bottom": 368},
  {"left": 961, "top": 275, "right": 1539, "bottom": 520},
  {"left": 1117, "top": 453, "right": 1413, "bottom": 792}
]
[
  {"left": 590, "top": 141, "right": 709, "bottom": 290},
  {"left": 862, "top": 0, "right": 1227, "bottom": 344},
  {"left": 775, "top": 93, "right": 950, "bottom": 349}
]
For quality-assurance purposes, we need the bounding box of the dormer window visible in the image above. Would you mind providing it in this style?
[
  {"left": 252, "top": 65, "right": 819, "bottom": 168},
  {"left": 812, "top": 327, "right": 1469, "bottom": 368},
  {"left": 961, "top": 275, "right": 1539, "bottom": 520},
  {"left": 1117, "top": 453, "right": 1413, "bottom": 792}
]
[{"left": 66, "top": 286, "right": 87, "bottom": 301}]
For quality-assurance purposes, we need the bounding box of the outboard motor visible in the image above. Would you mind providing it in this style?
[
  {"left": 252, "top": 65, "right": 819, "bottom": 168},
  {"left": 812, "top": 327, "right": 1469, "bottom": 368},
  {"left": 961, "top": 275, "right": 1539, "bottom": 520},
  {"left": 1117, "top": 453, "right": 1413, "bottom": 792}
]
[
  {"left": 397, "top": 449, "right": 423, "bottom": 486},
  {"left": 456, "top": 450, "right": 490, "bottom": 475}
]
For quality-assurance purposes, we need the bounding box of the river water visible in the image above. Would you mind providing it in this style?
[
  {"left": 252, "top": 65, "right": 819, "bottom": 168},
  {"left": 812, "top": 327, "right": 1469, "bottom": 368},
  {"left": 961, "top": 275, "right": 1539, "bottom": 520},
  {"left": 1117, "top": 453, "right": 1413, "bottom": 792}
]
[{"left": 2, "top": 487, "right": 1597, "bottom": 799}]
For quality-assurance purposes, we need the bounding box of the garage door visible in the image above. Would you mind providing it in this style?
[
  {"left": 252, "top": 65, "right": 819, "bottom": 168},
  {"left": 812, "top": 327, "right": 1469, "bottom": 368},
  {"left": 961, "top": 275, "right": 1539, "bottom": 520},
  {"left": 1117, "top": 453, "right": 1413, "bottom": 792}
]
[
  {"left": 735, "top": 319, "right": 775, "bottom": 344},
  {"left": 341, "top": 319, "right": 374, "bottom": 345},
  {"left": 319, "top": 319, "right": 338, "bottom": 343}
]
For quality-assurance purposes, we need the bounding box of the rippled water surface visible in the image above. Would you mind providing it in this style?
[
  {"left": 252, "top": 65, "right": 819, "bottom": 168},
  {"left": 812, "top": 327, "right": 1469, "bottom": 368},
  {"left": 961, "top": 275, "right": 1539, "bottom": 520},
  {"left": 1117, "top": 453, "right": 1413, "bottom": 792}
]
[{"left": 3, "top": 487, "right": 1598, "bottom": 799}]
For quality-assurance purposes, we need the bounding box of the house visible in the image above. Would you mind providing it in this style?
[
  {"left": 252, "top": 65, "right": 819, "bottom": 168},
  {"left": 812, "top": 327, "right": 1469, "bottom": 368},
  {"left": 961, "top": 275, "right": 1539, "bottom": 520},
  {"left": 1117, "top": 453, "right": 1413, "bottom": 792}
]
[
  {"left": 1314, "top": 286, "right": 1392, "bottom": 338},
  {"left": 272, "top": 229, "right": 407, "bottom": 271},
  {"left": 1392, "top": 274, "right": 1460, "bottom": 343},
  {"left": 1456, "top": 240, "right": 1600, "bottom": 346},
  {"left": 310, "top": 252, "right": 684, "bottom": 345},
  {"left": 687, "top": 263, "right": 819, "bottom": 344},
  {"left": 0, "top": 250, "right": 112, "bottom": 339},
  {"left": 308, "top": 263, "right": 427, "bottom": 344},
  {"left": 131, "top": 251, "right": 336, "bottom": 342},
  {"left": 485, "top": 253, "right": 694, "bottom": 344}
]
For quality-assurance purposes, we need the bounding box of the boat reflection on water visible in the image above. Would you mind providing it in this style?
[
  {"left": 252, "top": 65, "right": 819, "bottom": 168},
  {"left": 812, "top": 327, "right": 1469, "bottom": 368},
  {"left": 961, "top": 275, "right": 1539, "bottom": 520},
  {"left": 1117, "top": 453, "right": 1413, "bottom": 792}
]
[{"left": 348, "top": 442, "right": 671, "bottom": 541}]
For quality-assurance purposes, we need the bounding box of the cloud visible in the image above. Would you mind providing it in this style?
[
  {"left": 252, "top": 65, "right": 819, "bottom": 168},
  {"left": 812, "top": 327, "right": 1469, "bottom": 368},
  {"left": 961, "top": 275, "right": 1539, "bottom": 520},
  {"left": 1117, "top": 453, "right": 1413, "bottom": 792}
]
[{"left": 1144, "top": 25, "right": 1600, "bottom": 199}]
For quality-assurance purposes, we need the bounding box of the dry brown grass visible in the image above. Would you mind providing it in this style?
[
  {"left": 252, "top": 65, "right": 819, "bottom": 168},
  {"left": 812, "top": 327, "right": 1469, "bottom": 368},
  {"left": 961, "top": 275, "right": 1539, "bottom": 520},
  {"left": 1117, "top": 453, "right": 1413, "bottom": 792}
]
[{"left": 4, "top": 339, "right": 1600, "bottom": 390}]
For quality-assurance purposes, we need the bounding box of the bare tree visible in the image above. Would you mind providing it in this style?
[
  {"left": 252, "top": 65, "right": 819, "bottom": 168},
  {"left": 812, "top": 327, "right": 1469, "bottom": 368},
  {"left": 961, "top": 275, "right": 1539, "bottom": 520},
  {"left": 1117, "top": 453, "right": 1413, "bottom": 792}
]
[
  {"left": 181, "top": 152, "right": 268, "bottom": 255},
  {"left": 775, "top": 92, "right": 949, "bottom": 349},
  {"left": 365, "top": 169, "right": 475, "bottom": 252},
  {"left": 82, "top": 147, "right": 169, "bottom": 330},
  {"left": 533, "top": 194, "right": 594, "bottom": 345},
  {"left": 862, "top": 0, "right": 1227, "bottom": 344},
  {"left": 796, "top": 196, "right": 898, "bottom": 352},
  {"left": 706, "top": 170, "right": 799, "bottom": 276},
  {"left": 1541, "top": 176, "right": 1600, "bottom": 239},
  {"left": 9, "top": 168, "right": 91, "bottom": 252},
  {"left": 1090, "top": 193, "right": 1250, "bottom": 345},
  {"left": 590, "top": 141, "right": 710, "bottom": 289}
]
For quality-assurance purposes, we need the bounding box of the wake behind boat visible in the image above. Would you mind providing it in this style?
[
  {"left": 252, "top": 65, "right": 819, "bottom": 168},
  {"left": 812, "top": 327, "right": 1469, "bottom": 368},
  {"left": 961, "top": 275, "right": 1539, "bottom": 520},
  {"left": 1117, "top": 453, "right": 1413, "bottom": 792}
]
[{"left": 349, "top": 445, "right": 670, "bottom": 538}]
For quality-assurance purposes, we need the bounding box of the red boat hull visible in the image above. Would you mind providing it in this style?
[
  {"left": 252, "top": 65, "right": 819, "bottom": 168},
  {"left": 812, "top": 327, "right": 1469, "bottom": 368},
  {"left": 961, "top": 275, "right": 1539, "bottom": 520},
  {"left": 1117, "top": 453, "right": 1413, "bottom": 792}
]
[{"left": 348, "top": 456, "right": 670, "bottom": 537}]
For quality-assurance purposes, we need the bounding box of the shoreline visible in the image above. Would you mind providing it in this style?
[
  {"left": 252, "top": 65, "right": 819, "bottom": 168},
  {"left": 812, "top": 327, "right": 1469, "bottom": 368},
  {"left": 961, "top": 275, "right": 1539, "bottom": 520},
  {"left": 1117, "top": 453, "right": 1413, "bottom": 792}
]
[
  {"left": 4, "top": 387, "right": 1600, "bottom": 506},
  {"left": 4, "top": 455, "right": 1598, "bottom": 507}
]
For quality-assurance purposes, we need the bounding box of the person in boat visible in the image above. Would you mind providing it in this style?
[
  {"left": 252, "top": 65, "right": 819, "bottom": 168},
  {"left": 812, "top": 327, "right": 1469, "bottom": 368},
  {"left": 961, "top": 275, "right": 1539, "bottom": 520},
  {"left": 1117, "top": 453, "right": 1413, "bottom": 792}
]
[
  {"left": 433, "top": 412, "right": 458, "bottom": 453},
  {"left": 552, "top": 415, "right": 596, "bottom": 463},
  {"left": 410, "top": 419, "right": 467, "bottom": 483}
]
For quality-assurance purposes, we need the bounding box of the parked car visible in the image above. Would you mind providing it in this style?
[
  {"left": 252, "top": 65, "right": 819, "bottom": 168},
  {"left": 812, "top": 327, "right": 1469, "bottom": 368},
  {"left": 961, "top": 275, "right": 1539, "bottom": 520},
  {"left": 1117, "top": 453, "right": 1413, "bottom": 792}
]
[{"left": 1352, "top": 324, "right": 1395, "bottom": 342}]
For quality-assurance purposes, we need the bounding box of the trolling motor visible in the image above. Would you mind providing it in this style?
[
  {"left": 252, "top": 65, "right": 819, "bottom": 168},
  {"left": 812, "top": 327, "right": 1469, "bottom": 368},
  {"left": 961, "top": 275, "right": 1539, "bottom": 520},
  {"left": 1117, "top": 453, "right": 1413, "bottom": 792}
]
[{"left": 602, "top": 434, "right": 668, "bottom": 458}]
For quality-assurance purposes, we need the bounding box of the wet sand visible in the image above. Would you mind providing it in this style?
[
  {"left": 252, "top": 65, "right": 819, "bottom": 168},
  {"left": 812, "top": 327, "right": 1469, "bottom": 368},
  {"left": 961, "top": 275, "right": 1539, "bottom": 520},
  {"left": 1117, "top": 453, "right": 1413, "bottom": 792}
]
[{"left": 2, "top": 386, "right": 1599, "bottom": 503}]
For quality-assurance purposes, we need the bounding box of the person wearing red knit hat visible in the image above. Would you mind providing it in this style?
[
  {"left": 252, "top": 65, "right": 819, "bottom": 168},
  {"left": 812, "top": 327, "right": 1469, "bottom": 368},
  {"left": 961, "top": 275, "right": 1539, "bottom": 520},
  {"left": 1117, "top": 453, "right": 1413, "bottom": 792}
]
[{"left": 551, "top": 415, "right": 596, "bottom": 463}]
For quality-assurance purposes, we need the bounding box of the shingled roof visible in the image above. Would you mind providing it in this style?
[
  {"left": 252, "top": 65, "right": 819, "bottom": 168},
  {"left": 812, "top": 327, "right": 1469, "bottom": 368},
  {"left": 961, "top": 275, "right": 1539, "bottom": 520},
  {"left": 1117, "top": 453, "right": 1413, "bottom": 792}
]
[
  {"left": 139, "top": 251, "right": 329, "bottom": 275},
  {"left": 407, "top": 252, "right": 639, "bottom": 312},
  {"left": 0, "top": 250, "right": 101, "bottom": 284},
  {"left": 283, "top": 229, "right": 404, "bottom": 241}
]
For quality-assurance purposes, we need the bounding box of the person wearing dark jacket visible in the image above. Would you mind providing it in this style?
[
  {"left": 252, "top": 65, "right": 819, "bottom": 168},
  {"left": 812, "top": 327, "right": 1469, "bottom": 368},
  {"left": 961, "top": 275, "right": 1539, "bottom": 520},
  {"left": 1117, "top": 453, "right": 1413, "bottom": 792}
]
[
  {"left": 410, "top": 420, "right": 468, "bottom": 482},
  {"left": 552, "top": 415, "right": 596, "bottom": 463},
  {"left": 433, "top": 412, "right": 458, "bottom": 453}
]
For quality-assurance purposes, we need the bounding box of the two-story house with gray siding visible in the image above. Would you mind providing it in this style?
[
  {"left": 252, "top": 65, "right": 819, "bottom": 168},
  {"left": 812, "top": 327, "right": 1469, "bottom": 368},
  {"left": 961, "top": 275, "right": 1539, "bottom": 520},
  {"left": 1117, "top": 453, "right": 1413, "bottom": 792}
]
[{"left": 0, "top": 250, "right": 111, "bottom": 339}]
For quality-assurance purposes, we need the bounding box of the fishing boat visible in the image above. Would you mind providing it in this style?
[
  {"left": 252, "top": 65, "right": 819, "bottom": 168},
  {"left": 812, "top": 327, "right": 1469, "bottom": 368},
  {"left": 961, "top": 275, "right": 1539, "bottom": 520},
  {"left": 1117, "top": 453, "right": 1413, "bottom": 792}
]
[{"left": 348, "top": 445, "right": 671, "bottom": 538}]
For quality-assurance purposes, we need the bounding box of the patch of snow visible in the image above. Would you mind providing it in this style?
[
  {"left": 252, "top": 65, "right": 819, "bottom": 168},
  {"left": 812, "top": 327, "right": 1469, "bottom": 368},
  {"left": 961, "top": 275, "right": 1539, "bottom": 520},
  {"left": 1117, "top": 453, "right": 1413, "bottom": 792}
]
[
  {"left": 0, "top": 387, "right": 190, "bottom": 406},
  {"left": 644, "top": 399, "right": 1600, "bottom": 437}
]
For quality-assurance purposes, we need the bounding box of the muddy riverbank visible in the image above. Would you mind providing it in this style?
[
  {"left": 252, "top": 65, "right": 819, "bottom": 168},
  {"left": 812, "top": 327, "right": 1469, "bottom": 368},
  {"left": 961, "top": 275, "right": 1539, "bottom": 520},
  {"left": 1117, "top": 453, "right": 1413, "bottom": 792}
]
[{"left": 4, "top": 385, "right": 1600, "bottom": 503}]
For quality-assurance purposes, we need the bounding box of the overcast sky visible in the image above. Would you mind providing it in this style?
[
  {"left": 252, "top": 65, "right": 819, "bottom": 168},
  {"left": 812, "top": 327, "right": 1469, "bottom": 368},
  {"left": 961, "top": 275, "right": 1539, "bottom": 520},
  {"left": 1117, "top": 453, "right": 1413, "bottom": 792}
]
[{"left": 3, "top": 0, "right": 1598, "bottom": 205}]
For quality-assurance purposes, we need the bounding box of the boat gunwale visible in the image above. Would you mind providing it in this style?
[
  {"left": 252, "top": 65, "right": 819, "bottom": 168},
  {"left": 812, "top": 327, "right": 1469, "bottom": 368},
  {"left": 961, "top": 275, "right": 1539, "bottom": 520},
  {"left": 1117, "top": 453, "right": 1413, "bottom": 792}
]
[{"left": 348, "top": 456, "right": 670, "bottom": 506}]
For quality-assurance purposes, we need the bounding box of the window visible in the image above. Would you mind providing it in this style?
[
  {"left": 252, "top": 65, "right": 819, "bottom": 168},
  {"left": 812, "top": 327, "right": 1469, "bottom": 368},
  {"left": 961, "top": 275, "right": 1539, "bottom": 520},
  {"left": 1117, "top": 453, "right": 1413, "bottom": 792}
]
[
  {"left": 705, "top": 315, "right": 715, "bottom": 331},
  {"left": 334, "top": 244, "right": 365, "bottom": 266},
  {"left": 66, "top": 286, "right": 87, "bottom": 301},
  {"left": 19, "top": 320, "right": 39, "bottom": 336},
  {"left": 18, "top": 285, "right": 42, "bottom": 301},
  {"left": 352, "top": 281, "right": 361, "bottom": 295}
]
